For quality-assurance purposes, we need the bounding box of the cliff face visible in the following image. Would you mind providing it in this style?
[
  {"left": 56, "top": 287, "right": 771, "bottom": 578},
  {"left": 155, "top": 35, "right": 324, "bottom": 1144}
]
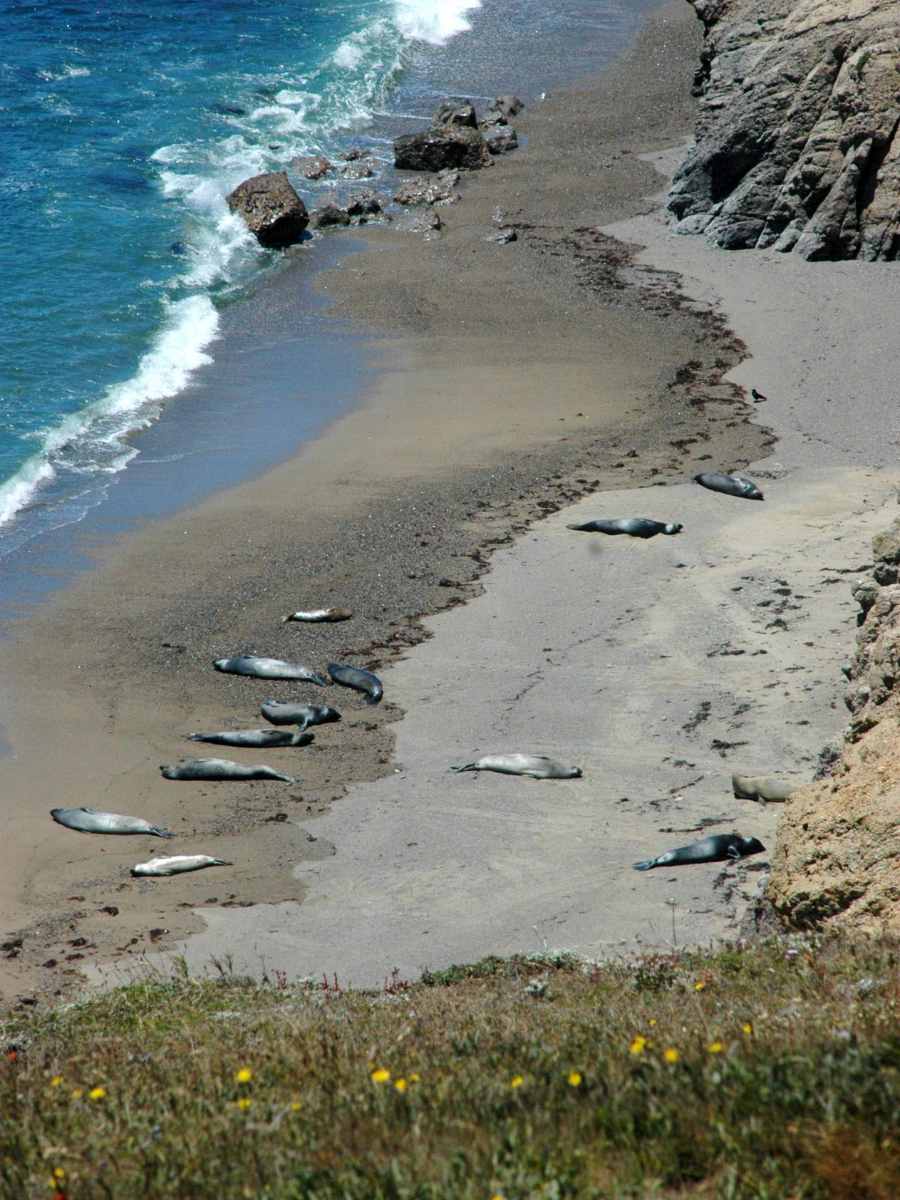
[
  {"left": 768, "top": 521, "right": 900, "bottom": 932},
  {"left": 670, "top": 0, "right": 900, "bottom": 259}
]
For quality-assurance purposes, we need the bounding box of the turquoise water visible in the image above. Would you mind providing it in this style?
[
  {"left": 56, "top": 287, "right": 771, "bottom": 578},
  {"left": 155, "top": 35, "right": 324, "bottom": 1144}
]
[{"left": 0, "top": 0, "right": 659, "bottom": 562}]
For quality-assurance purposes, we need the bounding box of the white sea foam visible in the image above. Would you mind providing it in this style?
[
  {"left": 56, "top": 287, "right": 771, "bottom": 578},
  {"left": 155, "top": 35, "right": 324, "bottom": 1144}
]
[
  {"left": 393, "top": 0, "right": 482, "bottom": 45},
  {"left": 37, "top": 64, "right": 91, "bottom": 81},
  {"left": 0, "top": 296, "right": 219, "bottom": 531}
]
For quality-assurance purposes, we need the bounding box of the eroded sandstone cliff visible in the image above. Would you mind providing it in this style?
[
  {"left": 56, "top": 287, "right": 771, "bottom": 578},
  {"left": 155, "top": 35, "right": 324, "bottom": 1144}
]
[
  {"left": 670, "top": 0, "right": 900, "bottom": 259},
  {"left": 768, "top": 520, "right": 900, "bottom": 932}
]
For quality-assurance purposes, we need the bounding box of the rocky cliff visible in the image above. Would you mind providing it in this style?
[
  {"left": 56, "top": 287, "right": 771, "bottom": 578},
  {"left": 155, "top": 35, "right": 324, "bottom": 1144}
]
[
  {"left": 670, "top": 0, "right": 900, "bottom": 259},
  {"left": 768, "top": 520, "right": 900, "bottom": 931}
]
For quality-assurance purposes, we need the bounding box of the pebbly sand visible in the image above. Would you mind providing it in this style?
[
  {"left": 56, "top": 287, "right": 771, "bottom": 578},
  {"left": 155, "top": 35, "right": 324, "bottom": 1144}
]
[{"left": 2, "top": 1, "right": 898, "bottom": 1003}]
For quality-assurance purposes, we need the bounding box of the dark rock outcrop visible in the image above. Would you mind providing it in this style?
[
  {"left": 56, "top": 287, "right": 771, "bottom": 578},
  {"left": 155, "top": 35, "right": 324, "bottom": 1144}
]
[
  {"left": 341, "top": 160, "right": 374, "bottom": 180},
  {"left": 483, "top": 125, "right": 519, "bottom": 155},
  {"left": 310, "top": 202, "right": 351, "bottom": 229},
  {"left": 670, "top": 0, "right": 900, "bottom": 260},
  {"left": 226, "top": 171, "right": 309, "bottom": 248},
  {"left": 346, "top": 191, "right": 384, "bottom": 217},
  {"left": 493, "top": 95, "right": 524, "bottom": 117},
  {"left": 393, "top": 127, "right": 492, "bottom": 173}
]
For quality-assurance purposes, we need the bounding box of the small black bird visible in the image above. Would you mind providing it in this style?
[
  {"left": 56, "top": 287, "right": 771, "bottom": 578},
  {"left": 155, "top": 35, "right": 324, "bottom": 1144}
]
[{"left": 751, "top": 387, "right": 768, "bottom": 401}]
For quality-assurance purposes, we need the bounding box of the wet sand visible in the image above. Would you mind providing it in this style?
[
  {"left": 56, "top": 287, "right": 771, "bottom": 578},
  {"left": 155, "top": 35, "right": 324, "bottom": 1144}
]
[{"left": 0, "top": 2, "right": 781, "bottom": 1003}]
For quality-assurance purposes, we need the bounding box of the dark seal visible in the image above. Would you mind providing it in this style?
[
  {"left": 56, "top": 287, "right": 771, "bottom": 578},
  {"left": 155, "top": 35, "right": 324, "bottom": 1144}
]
[
  {"left": 694, "top": 472, "right": 764, "bottom": 501},
  {"left": 633, "top": 833, "right": 765, "bottom": 871},
  {"left": 567, "top": 518, "right": 683, "bottom": 538},
  {"left": 328, "top": 662, "right": 383, "bottom": 705}
]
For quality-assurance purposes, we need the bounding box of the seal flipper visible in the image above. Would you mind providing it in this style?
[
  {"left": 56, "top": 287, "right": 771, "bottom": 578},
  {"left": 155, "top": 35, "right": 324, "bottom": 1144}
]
[
  {"left": 632, "top": 858, "right": 656, "bottom": 871},
  {"left": 450, "top": 763, "right": 476, "bottom": 773},
  {"left": 149, "top": 825, "right": 176, "bottom": 839}
]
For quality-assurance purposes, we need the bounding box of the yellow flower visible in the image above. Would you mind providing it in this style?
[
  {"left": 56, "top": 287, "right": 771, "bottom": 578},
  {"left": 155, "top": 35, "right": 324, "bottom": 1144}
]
[
  {"left": 708, "top": 1041, "right": 724, "bottom": 1055},
  {"left": 663, "top": 1048, "right": 680, "bottom": 1064},
  {"left": 235, "top": 1067, "right": 252, "bottom": 1084},
  {"left": 70, "top": 1088, "right": 83, "bottom": 1101},
  {"left": 408, "top": 1072, "right": 420, "bottom": 1083},
  {"left": 371, "top": 1068, "right": 390, "bottom": 1083},
  {"left": 88, "top": 1086, "right": 106, "bottom": 1101},
  {"left": 694, "top": 980, "right": 706, "bottom": 992},
  {"left": 742, "top": 1022, "right": 753, "bottom": 1035},
  {"left": 491, "top": 1194, "right": 505, "bottom": 1200},
  {"left": 236, "top": 1097, "right": 252, "bottom": 1111},
  {"left": 567, "top": 1071, "right": 582, "bottom": 1087},
  {"left": 53, "top": 1168, "right": 66, "bottom": 1181},
  {"left": 648, "top": 1018, "right": 657, "bottom": 1027},
  {"left": 394, "top": 1078, "right": 407, "bottom": 1093},
  {"left": 291, "top": 1101, "right": 302, "bottom": 1113},
  {"left": 510, "top": 1075, "right": 524, "bottom": 1089},
  {"left": 629, "top": 1036, "right": 647, "bottom": 1056},
  {"left": 49, "top": 1076, "right": 63, "bottom": 1089}
]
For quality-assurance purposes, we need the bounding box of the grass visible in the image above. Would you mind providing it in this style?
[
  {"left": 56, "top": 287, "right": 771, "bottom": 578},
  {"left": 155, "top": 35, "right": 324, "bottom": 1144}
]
[{"left": 1, "top": 937, "right": 898, "bottom": 1199}]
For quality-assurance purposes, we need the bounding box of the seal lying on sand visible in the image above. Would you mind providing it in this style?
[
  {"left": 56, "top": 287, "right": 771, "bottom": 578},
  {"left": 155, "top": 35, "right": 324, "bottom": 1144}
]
[
  {"left": 261, "top": 701, "right": 342, "bottom": 731},
  {"left": 52, "top": 807, "right": 174, "bottom": 838},
  {"left": 694, "top": 472, "right": 764, "bottom": 501},
  {"left": 214, "top": 656, "right": 328, "bottom": 685},
  {"left": 451, "top": 754, "right": 583, "bottom": 779},
  {"left": 633, "top": 833, "right": 765, "bottom": 871},
  {"left": 732, "top": 774, "right": 801, "bottom": 803},
  {"left": 328, "top": 662, "right": 383, "bottom": 705},
  {"left": 283, "top": 607, "right": 352, "bottom": 623},
  {"left": 188, "top": 729, "right": 313, "bottom": 748},
  {"left": 160, "top": 758, "right": 295, "bottom": 783},
  {"left": 132, "top": 855, "right": 230, "bottom": 877},
  {"left": 567, "top": 518, "right": 683, "bottom": 538}
]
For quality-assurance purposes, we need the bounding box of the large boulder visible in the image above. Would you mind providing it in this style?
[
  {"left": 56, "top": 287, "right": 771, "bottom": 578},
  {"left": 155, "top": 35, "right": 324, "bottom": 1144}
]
[
  {"left": 226, "top": 171, "right": 308, "bottom": 248},
  {"left": 669, "top": 0, "right": 900, "bottom": 260},
  {"left": 393, "top": 127, "right": 492, "bottom": 172}
]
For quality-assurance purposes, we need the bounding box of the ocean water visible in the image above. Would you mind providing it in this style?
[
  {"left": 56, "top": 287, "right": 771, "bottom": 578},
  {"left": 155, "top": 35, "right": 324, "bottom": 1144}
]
[{"left": 0, "top": 0, "right": 660, "bottom": 564}]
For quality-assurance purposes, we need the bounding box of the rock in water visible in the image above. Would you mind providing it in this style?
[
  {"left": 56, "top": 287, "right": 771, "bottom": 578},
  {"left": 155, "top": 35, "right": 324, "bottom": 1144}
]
[
  {"left": 433, "top": 100, "right": 478, "bottom": 129},
  {"left": 311, "top": 203, "right": 351, "bottom": 229},
  {"left": 394, "top": 128, "right": 492, "bottom": 173},
  {"left": 291, "top": 155, "right": 332, "bottom": 181},
  {"left": 226, "top": 171, "right": 309, "bottom": 248},
  {"left": 492, "top": 95, "right": 524, "bottom": 117},
  {"left": 669, "top": 0, "right": 900, "bottom": 261}
]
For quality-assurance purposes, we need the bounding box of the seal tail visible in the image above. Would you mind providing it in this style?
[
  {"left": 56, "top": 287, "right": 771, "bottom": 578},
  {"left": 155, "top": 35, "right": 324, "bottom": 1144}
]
[
  {"left": 151, "top": 826, "right": 176, "bottom": 840},
  {"left": 450, "top": 763, "right": 477, "bottom": 773},
  {"left": 632, "top": 859, "right": 656, "bottom": 871},
  {"left": 566, "top": 523, "right": 587, "bottom": 531}
]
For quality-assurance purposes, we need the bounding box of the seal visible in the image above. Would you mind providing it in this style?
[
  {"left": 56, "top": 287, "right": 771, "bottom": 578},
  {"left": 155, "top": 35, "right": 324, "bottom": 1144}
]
[
  {"left": 213, "top": 656, "right": 328, "bottom": 685},
  {"left": 451, "top": 754, "right": 582, "bottom": 779},
  {"left": 328, "top": 662, "right": 383, "bottom": 705},
  {"left": 732, "top": 774, "right": 801, "bottom": 803},
  {"left": 52, "top": 807, "right": 174, "bottom": 838},
  {"left": 283, "top": 607, "right": 352, "bottom": 623},
  {"left": 633, "top": 833, "right": 765, "bottom": 871},
  {"left": 261, "top": 701, "right": 342, "bottom": 731},
  {"left": 132, "top": 855, "right": 230, "bottom": 877},
  {"left": 567, "top": 518, "right": 683, "bottom": 538},
  {"left": 694, "top": 472, "right": 764, "bottom": 501},
  {"left": 160, "top": 758, "right": 295, "bottom": 783},
  {"left": 188, "top": 729, "right": 313, "bottom": 748}
]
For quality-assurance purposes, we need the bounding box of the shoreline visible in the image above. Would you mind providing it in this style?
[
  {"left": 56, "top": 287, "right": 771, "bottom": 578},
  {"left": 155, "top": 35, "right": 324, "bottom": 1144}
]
[{"left": 0, "top": 0, "right": 785, "bottom": 1005}]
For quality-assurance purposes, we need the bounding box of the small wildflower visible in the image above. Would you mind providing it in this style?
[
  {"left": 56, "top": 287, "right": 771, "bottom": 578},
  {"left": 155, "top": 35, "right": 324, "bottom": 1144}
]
[
  {"left": 567, "top": 1071, "right": 582, "bottom": 1087},
  {"left": 70, "top": 1088, "right": 83, "bottom": 1101},
  {"left": 408, "top": 1072, "right": 420, "bottom": 1083},
  {"left": 53, "top": 1169, "right": 65, "bottom": 1181},
  {"left": 291, "top": 1101, "right": 302, "bottom": 1113},
  {"left": 235, "top": 1067, "right": 252, "bottom": 1084},
  {"left": 370, "top": 1068, "right": 390, "bottom": 1083},
  {"left": 648, "top": 1018, "right": 657, "bottom": 1027},
  {"left": 708, "top": 1041, "right": 724, "bottom": 1055},
  {"left": 394, "top": 1078, "right": 407, "bottom": 1093},
  {"left": 694, "top": 980, "right": 706, "bottom": 992},
  {"left": 88, "top": 1086, "right": 106, "bottom": 1101},
  {"left": 236, "top": 1097, "right": 252, "bottom": 1111},
  {"left": 629, "top": 1036, "right": 647, "bottom": 1056},
  {"left": 510, "top": 1074, "right": 524, "bottom": 1089},
  {"left": 49, "top": 1076, "right": 63, "bottom": 1088},
  {"left": 663, "top": 1048, "right": 680, "bottom": 1064},
  {"left": 742, "top": 1022, "right": 753, "bottom": 1035},
  {"left": 491, "top": 1194, "right": 505, "bottom": 1200}
]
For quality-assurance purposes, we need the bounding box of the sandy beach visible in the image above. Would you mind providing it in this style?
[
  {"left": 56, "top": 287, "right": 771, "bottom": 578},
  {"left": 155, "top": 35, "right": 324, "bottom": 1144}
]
[{"left": 3, "top": 0, "right": 898, "bottom": 1004}]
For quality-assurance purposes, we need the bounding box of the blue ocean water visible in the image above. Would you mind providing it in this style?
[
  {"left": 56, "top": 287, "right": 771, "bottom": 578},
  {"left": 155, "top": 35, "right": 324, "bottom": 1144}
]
[
  {"left": 0, "top": 0, "right": 660, "bottom": 563},
  {"left": 0, "top": 0, "right": 486, "bottom": 555}
]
